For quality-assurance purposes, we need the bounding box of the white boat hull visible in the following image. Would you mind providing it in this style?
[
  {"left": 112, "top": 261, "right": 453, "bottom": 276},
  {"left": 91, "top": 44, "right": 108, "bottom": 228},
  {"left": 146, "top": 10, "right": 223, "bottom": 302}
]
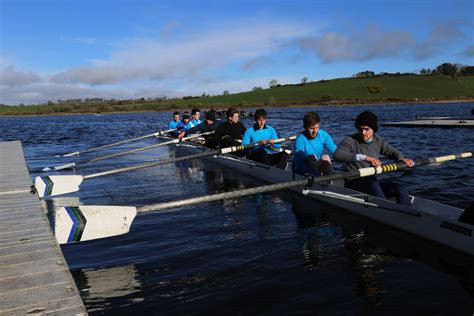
[{"left": 175, "top": 142, "right": 474, "bottom": 256}]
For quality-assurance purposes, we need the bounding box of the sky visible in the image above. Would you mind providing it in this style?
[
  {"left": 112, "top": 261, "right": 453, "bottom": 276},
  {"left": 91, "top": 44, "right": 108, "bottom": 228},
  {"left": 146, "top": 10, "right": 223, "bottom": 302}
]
[{"left": 0, "top": 0, "right": 473, "bottom": 105}]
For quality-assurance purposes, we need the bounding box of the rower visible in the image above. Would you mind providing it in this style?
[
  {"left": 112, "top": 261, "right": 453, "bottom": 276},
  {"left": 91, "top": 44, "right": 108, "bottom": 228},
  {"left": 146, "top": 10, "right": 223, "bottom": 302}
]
[
  {"left": 168, "top": 111, "right": 180, "bottom": 129},
  {"left": 186, "top": 108, "right": 202, "bottom": 129},
  {"left": 176, "top": 112, "right": 191, "bottom": 131},
  {"left": 292, "top": 112, "right": 337, "bottom": 176},
  {"left": 212, "top": 108, "right": 246, "bottom": 156},
  {"left": 334, "top": 110, "right": 414, "bottom": 205},
  {"left": 178, "top": 111, "right": 218, "bottom": 148},
  {"left": 242, "top": 109, "right": 288, "bottom": 168}
]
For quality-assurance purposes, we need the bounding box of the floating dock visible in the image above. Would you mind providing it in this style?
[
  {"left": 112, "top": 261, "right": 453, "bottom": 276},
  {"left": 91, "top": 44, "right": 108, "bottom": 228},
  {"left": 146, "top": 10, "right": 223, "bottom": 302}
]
[
  {"left": 382, "top": 118, "right": 474, "bottom": 128},
  {"left": 0, "top": 141, "right": 87, "bottom": 315}
]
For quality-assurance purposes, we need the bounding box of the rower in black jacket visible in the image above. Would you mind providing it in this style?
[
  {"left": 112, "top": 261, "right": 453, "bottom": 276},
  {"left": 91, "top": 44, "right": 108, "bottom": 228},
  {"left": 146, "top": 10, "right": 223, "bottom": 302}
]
[
  {"left": 212, "top": 108, "right": 246, "bottom": 156},
  {"left": 178, "top": 111, "right": 218, "bottom": 148}
]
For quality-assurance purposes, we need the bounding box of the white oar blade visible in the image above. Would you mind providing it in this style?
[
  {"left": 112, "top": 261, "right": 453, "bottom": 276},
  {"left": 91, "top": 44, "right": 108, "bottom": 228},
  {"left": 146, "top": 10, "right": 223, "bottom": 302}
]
[
  {"left": 53, "top": 162, "right": 76, "bottom": 171},
  {"left": 35, "top": 175, "right": 83, "bottom": 198},
  {"left": 62, "top": 151, "right": 80, "bottom": 157},
  {"left": 55, "top": 205, "right": 137, "bottom": 244}
]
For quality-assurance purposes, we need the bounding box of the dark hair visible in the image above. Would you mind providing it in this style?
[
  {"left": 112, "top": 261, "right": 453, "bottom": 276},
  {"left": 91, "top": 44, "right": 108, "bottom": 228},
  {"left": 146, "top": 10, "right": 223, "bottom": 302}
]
[
  {"left": 254, "top": 109, "right": 267, "bottom": 121},
  {"left": 191, "top": 108, "right": 201, "bottom": 116},
  {"left": 173, "top": 111, "right": 180, "bottom": 116},
  {"left": 226, "top": 108, "right": 239, "bottom": 119},
  {"left": 182, "top": 111, "right": 190, "bottom": 120},
  {"left": 303, "top": 112, "right": 320, "bottom": 128}
]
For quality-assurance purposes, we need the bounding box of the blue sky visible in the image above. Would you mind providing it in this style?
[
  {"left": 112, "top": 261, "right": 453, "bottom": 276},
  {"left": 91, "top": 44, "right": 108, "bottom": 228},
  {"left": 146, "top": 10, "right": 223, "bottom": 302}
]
[{"left": 1, "top": 0, "right": 473, "bottom": 105}]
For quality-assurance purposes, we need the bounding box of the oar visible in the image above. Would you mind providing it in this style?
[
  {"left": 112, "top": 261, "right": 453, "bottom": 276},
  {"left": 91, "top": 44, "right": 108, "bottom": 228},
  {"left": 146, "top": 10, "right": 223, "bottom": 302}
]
[
  {"left": 45, "top": 132, "right": 213, "bottom": 171},
  {"left": 60, "top": 128, "right": 176, "bottom": 157},
  {"left": 53, "top": 152, "right": 472, "bottom": 244},
  {"left": 35, "top": 135, "right": 297, "bottom": 198}
]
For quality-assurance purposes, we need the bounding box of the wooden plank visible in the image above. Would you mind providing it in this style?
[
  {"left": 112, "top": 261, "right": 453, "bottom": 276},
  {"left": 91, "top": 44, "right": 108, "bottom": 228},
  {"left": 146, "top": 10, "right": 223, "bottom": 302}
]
[{"left": 0, "top": 141, "right": 87, "bottom": 315}]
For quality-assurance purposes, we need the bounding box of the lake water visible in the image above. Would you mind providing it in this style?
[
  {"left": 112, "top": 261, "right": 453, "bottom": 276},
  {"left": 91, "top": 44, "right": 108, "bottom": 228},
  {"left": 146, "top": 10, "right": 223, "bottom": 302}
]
[{"left": 1, "top": 102, "right": 474, "bottom": 315}]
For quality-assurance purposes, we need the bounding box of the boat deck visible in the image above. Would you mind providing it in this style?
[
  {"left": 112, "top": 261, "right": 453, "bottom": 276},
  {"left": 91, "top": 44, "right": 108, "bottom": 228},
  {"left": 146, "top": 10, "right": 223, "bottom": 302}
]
[{"left": 0, "top": 141, "right": 87, "bottom": 315}]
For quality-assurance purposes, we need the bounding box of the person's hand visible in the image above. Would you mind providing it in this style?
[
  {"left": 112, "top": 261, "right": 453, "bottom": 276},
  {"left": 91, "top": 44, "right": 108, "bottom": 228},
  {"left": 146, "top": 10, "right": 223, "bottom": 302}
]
[
  {"left": 365, "top": 156, "right": 382, "bottom": 167},
  {"left": 178, "top": 132, "right": 185, "bottom": 139},
  {"left": 321, "top": 154, "right": 332, "bottom": 164},
  {"left": 268, "top": 139, "right": 275, "bottom": 145},
  {"left": 400, "top": 158, "right": 414, "bottom": 167},
  {"left": 258, "top": 140, "right": 267, "bottom": 145}
]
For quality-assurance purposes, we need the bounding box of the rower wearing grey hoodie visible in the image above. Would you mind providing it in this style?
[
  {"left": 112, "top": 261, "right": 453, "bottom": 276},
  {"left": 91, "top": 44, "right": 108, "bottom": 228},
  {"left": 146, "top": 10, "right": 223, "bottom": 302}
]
[{"left": 334, "top": 111, "right": 414, "bottom": 205}]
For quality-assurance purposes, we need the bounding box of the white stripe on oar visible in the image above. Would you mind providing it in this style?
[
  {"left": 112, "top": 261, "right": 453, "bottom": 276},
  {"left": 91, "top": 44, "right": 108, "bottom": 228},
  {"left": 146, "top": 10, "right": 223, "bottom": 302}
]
[
  {"left": 61, "top": 128, "right": 176, "bottom": 157},
  {"left": 35, "top": 135, "right": 297, "bottom": 198},
  {"left": 52, "top": 152, "right": 472, "bottom": 244},
  {"left": 47, "top": 132, "right": 212, "bottom": 171}
]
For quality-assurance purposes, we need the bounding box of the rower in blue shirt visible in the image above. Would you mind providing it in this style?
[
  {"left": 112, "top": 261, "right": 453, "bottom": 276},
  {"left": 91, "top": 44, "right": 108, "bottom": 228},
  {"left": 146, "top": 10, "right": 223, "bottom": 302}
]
[
  {"left": 176, "top": 112, "right": 191, "bottom": 132},
  {"left": 292, "top": 111, "right": 337, "bottom": 176},
  {"left": 242, "top": 109, "right": 288, "bottom": 168},
  {"left": 168, "top": 111, "right": 180, "bottom": 129},
  {"left": 186, "top": 108, "right": 202, "bottom": 129}
]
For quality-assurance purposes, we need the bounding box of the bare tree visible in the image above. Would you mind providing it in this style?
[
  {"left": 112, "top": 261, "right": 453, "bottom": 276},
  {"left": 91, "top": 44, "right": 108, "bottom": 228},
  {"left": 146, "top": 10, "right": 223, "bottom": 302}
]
[{"left": 269, "top": 79, "right": 278, "bottom": 88}]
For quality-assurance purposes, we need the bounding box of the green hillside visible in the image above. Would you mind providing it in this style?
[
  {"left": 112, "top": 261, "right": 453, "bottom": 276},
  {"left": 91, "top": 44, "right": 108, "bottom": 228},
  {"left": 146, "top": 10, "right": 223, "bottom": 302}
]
[{"left": 1, "top": 75, "right": 473, "bottom": 115}]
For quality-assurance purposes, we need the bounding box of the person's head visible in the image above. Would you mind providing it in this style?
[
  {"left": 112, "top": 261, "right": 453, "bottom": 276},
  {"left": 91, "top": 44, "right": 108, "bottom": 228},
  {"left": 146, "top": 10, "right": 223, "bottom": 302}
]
[
  {"left": 173, "top": 111, "right": 180, "bottom": 122},
  {"left": 303, "top": 112, "right": 321, "bottom": 139},
  {"left": 182, "top": 112, "right": 190, "bottom": 123},
  {"left": 191, "top": 108, "right": 201, "bottom": 121},
  {"left": 355, "top": 111, "right": 378, "bottom": 141},
  {"left": 205, "top": 110, "right": 216, "bottom": 124},
  {"left": 226, "top": 108, "right": 240, "bottom": 124},
  {"left": 254, "top": 109, "right": 267, "bottom": 129}
]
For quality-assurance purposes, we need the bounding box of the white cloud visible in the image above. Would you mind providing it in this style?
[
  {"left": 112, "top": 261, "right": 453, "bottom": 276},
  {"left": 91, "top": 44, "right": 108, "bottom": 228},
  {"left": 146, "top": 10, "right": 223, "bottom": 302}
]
[
  {"left": 297, "top": 21, "right": 468, "bottom": 63},
  {"left": 0, "top": 66, "right": 43, "bottom": 87},
  {"left": 50, "top": 20, "right": 314, "bottom": 85}
]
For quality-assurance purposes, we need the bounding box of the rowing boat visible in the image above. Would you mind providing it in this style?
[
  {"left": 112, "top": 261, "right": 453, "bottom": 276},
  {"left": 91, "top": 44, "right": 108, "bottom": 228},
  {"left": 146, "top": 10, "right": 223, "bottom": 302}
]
[{"left": 173, "top": 139, "right": 474, "bottom": 256}]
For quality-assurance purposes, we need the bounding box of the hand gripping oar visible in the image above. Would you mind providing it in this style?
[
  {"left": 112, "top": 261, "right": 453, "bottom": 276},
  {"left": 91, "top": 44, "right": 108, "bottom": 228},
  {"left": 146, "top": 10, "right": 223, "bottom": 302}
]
[
  {"left": 46, "top": 132, "right": 213, "bottom": 171},
  {"left": 53, "top": 152, "right": 472, "bottom": 244},
  {"left": 60, "top": 128, "right": 176, "bottom": 157},
  {"left": 35, "top": 135, "right": 297, "bottom": 198}
]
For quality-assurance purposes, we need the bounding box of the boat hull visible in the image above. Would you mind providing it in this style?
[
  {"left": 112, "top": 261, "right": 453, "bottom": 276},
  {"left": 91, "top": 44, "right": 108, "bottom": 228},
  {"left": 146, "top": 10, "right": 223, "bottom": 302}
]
[{"left": 175, "top": 142, "right": 474, "bottom": 256}]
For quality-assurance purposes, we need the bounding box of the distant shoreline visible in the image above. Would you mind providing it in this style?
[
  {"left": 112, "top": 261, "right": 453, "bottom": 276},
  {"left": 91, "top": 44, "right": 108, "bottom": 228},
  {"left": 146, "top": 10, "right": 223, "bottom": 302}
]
[{"left": 1, "top": 98, "right": 473, "bottom": 118}]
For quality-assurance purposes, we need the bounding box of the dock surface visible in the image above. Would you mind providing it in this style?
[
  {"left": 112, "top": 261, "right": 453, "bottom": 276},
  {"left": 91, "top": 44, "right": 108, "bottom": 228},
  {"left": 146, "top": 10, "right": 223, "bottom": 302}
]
[{"left": 0, "top": 141, "right": 86, "bottom": 315}]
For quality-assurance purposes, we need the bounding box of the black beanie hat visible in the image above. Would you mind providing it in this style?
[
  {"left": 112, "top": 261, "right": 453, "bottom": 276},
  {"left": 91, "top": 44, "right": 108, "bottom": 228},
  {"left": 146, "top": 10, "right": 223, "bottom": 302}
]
[
  {"left": 205, "top": 111, "right": 216, "bottom": 121},
  {"left": 355, "top": 111, "right": 378, "bottom": 132}
]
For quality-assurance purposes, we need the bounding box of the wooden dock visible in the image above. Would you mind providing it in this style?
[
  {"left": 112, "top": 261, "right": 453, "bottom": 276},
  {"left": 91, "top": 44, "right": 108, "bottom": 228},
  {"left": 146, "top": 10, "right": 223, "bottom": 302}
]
[{"left": 0, "top": 141, "right": 87, "bottom": 315}]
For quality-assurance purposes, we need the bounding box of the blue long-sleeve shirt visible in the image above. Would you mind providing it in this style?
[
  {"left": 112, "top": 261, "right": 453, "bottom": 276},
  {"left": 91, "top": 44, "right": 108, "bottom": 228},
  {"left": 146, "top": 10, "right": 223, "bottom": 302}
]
[
  {"left": 292, "top": 130, "right": 337, "bottom": 175},
  {"left": 242, "top": 124, "right": 281, "bottom": 154},
  {"left": 168, "top": 120, "right": 179, "bottom": 129}
]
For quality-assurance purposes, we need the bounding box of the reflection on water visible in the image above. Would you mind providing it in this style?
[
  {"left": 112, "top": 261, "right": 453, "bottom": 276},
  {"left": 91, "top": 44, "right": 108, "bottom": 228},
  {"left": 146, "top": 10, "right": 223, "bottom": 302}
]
[{"left": 73, "top": 265, "right": 142, "bottom": 313}]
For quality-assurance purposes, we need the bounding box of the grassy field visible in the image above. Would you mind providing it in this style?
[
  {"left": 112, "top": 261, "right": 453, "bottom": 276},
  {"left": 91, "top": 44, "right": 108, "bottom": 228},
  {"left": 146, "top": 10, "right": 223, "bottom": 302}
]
[{"left": 1, "top": 75, "right": 474, "bottom": 115}]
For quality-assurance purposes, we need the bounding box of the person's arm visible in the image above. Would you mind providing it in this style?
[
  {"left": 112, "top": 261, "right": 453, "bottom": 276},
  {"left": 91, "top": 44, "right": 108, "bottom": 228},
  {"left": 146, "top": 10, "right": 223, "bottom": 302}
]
[
  {"left": 242, "top": 128, "right": 252, "bottom": 146},
  {"left": 379, "top": 137, "right": 404, "bottom": 161},
  {"left": 323, "top": 132, "right": 337, "bottom": 154},
  {"left": 333, "top": 138, "right": 358, "bottom": 162},
  {"left": 269, "top": 127, "right": 281, "bottom": 149}
]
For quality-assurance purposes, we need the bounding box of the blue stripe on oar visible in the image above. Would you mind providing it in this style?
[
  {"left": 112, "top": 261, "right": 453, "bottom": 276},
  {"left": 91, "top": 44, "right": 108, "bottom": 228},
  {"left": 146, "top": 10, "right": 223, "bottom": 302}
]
[
  {"left": 65, "top": 206, "right": 87, "bottom": 243},
  {"left": 40, "top": 176, "right": 53, "bottom": 197}
]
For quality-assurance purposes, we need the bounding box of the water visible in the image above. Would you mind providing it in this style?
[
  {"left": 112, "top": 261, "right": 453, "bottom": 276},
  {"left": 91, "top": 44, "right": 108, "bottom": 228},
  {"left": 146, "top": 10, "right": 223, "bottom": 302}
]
[{"left": 1, "top": 103, "right": 474, "bottom": 314}]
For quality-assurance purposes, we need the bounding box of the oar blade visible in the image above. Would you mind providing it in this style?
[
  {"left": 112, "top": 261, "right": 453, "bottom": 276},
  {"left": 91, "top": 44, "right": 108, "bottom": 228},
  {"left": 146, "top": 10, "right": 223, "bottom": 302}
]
[
  {"left": 53, "top": 162, "right": 76, "bottom": 171},
  {"left": 55, "top": 205, "right": 137, "bottom": 244},
  {"left": 62, "top": 151, "right": 80, "bottom": 157},
  {"left": 35, "top": 175, "right": 84, "bottom": 198}
]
